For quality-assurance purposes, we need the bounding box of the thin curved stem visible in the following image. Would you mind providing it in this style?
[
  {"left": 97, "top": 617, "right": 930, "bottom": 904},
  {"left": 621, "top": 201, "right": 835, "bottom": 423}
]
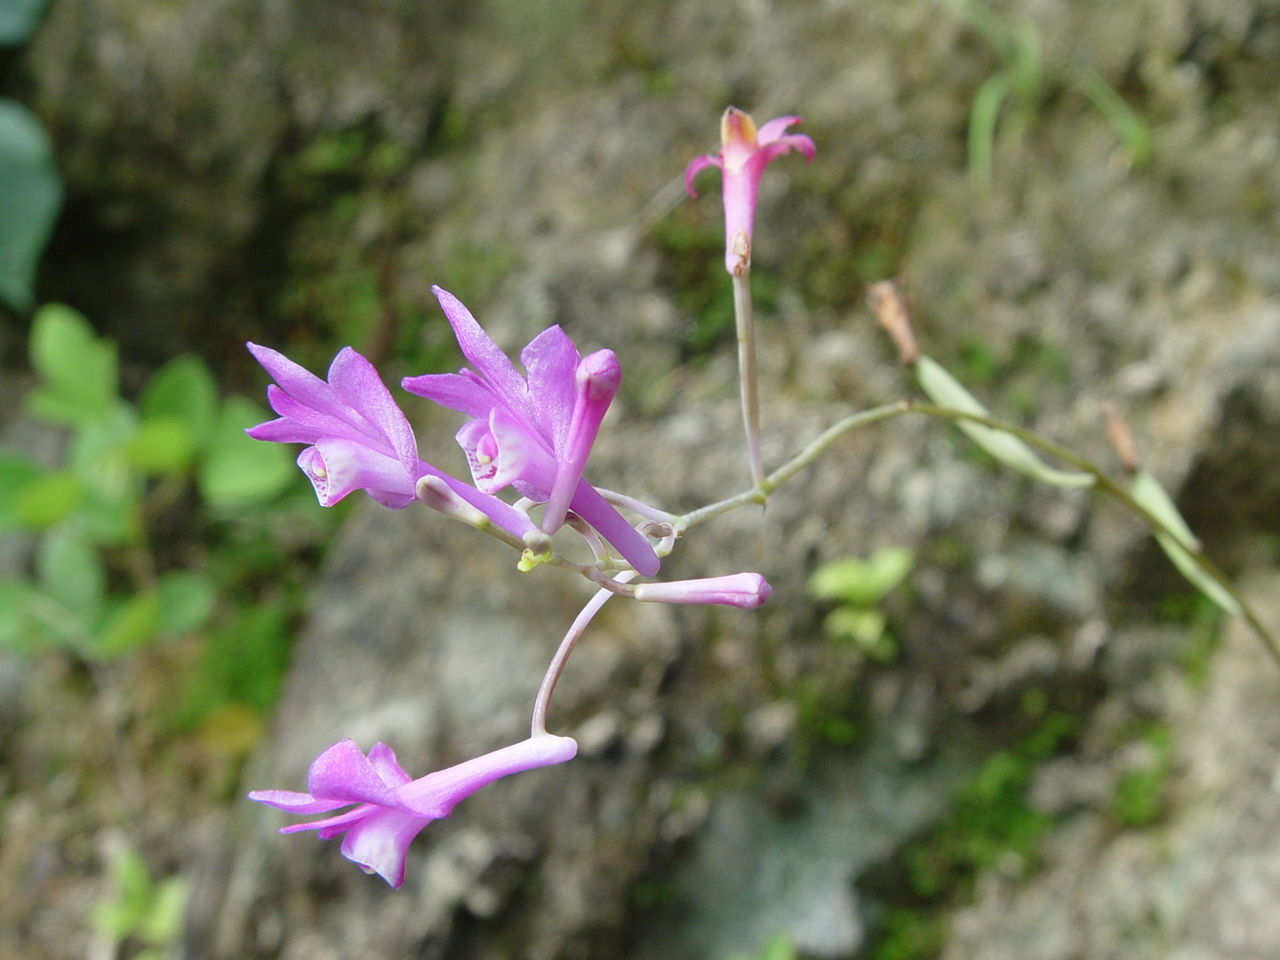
[{"left": 530, "top": 570, "right": 639, "bottom": 737}]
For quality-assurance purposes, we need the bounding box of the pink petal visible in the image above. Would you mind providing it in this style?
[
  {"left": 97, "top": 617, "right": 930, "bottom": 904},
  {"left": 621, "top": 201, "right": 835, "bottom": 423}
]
[
  {"left": 431, "top": 287, "right": 531, "bottom": 418},
  {"left": 755, "top": 115, "right": 804, "bottom": 145},
  {"left": 397, "top": 735, "right": 579, "bottom": 819},
  {"left": 368, "top": 742, "right": 412, "bottom": 787},
  {"left": 567, "top": 480, "right": 660, "bottom": 576},
  {"left": 484, "top": 406, "right": 559, "bottom": 501},
  {"left": 683, "top": 154, "right": 722, "bottom": 197},
  {"left": 339, "top": 808, "right": 432, "bottom": 888},
  {"left": 247, "top": 789, "right": 351, "bottom": 815},
  {"left": 246, "top": 343, "right": 343, "bottom": 420},
  {"left": 633, "top": 572, "right": 773, "bottom": 608},
  {"left": 327, "top": 348, "right": 418, "bottom": 471},
  {"left": 520, "top": 325, "right": 579, "bottom": 454},
  {"left": 306, "top": 739, "right": 404, "bottom": 807},
  {"left": 400, "top": 371, "right": 497, "bottom": 420},
  {"left": 541, "top": 349, "right": 620, "bottom": 533},
  {"left": 247, "top": 386, "right": 377, "bottom": 448}
]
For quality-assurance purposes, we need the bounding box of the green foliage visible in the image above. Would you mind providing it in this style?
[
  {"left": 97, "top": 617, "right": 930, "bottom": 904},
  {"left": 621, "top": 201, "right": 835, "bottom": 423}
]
[
  {"left": 1, "top": 306, "right": 294, "bottom": 668},
  {"left": 730, "top": 933, "right": 796, "bottom": 960},
  {"left": 0, "top": 99, "right": 62, "bottom": 312},
  {"left": 1109, "top": 725, "right": 1173, "bottom": 828},
  {"left": 809, "top": 547, "right": 914, "bottom": 662},
  {"left": 886, "top": 712, "right": 1074, "bottom": 934},
  {"left": 947, "top": 0, "right": 1151, "bottom": 189},
  {"left": 0, "top": 0, "right": 49, "bottom": 46},
  {"left": 90, "top": 842, "right": 187, "bottom": 959},
  {"left": 867, "top": 908, "right": 948, "bottom": 960},
  {"left": 1130, "top": 469, "right": 1241, "bottom": 616}
]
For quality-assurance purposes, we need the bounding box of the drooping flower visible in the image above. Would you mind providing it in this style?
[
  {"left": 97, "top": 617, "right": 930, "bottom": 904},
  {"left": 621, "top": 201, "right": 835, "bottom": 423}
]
[
  {"left": 632, "top": 572, "right": 773, "bottom": 609},
  {"left": 402, "top": 287, "right": 660, "bottom": 576},
  {"left": 684, "top": 107, "right": 816, "bottom": 276},
  {"left": 249, "top": 734, "right": 578, "bottom": 888},
  {"left": 245, "top": 343, "right": 535, "bottom": 539}
]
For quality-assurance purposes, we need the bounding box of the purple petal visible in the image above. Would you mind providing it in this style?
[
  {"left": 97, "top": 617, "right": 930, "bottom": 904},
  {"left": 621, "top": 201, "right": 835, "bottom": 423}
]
[
  {"left": 247, "top": 386, "right": 378, "bottom": 448},
  {"left": 520, "top": 325, "right": 579, "bottom": 454},
  {"left": 339, "top": 807, "right": 433, "bottom": 888},
  {"left": 421, "top": 466, "right": 538, "bottom": 540},
  {"left": 400, "top": 371, "right": 498, "bottom": 420},
  {"left": 397, "top": 735, "right": 579, "bottom": 819},
  {"left": 567, "top": 480, "right": 660, "bottom": 576},
  {"left": 306, "top": 739, "right": 404, "bottom": 807},
  {"left": 683, "top": 153, "right": 722, "bottom": 197},
  {"left": 541, "top": 349, "right": 620, "bottom": 533},
  {"left": 278, "top": 804, "right": 375, "bottom": 837},
  {"left": 246, "top": 343, "right": 343, "bottom": 419},
  {"left": 247, "top": 789, "right": 351, "bottom": 815},
  {"left": 368, "top": 742, "right": 413, "bottom": 787},
  {"left": 431, "top": 287, "right": 531, "bottom": 417},
  {"left": 327, "top": 348, "right": 418, "bottom": 471}
]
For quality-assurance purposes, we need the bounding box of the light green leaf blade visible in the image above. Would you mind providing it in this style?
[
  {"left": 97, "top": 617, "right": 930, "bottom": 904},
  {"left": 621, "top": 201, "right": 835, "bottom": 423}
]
[
  {"left": 13, "top": 469, "right": 82, "bottom": 528},
  {"left": 198, "top": 396, "right": 295, "bottom": 507},
  {"left": 0, "top": 98, "right": 61, "bottom": 311},
  {"left": 96, "top": 592, "right": 161, "bottom": 658},
  {"left": 156, "top": 571, "right": 216, "bottom": 635},
  {"left": 0, "top": 0, "right": 49, "bottom": 46},
  {"left": 916, "top": 355, "right": 1094, "bottom": 488},
  {"left": 0, "top": 452, "right": 46, "bottom": 531},
  {"left": 140, "top": 355, "right": 218, "bottom": 449},
  {"left": 26, "top": 303, "right": 118, "bottom": 425},
  {"left": 1131, "top": 469, "right": 1241, "bottom": 616},
  {"left": 125, "top": 417, "right": 194, "bottom": 474},
  {"left": 35, "top": 528, "right": 105, "bottom": 619}
]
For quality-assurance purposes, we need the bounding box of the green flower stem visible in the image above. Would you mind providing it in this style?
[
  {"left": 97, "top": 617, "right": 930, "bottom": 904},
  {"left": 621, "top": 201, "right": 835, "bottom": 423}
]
[
  {"left": 673, "top": 398, "right": 1280, "bottom": 670},
  {"left": 733, "top": 271, "right": 766, "bottom": 491}
]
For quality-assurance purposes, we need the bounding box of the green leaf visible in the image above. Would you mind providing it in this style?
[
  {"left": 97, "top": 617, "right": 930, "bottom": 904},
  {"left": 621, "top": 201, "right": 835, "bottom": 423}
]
[
  {"left": 198, "top": 396, "right": 295, "bottom": 507},
  {"left": 0, "top": 579, "right": 38, "bottom": 652},
  {"left": 125, "top": 417, "right": 194, "bottom": 474},
  {"left": 1131, "top": 469, "right": 1241, "bottom": 616},
  {"left": 26, "top": 303, "right": 118, "bottom": 425},
  {"left": 0, "top": 0, "right": 49, "bottom": 47},
  {"left": 13, "top": 469, "right": 82, "bottom": 528},
  {"left": 35, "top": 528, "right": 105, "bottom": 619},
  {"left": 916, "top": 355, "right": 1095, "bottom": 488},
  {"left": 96, "top": 592, "right": 161, "bottom": 658},
  {"left": 69, "top": 408, "right": 143, "bottom": 545},
  {"left": 140, "top": 355, "right": 218, "bottom": 449},
  {"left": 156, "top": 571, "right": 216, "bottom": 635},
  {"left": 139, "top": 876, "right": 188, "bottom": 946},
  {"left": 0, "top": 452, "right": 46, "bottom": 531},
  {"left": 0, "top": 98, "right": 60, "bottom": 311},
  {"left": 809, "top": 547, "right": 914, "bottom": 607}
]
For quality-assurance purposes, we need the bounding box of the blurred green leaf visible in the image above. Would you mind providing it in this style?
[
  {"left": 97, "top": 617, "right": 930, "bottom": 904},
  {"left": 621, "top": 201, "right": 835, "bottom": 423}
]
[
  {"left": 0, "top": 98, "right": 61, "bottom": 311},
  {"left": 156, "top": 571, "right": 216, "bottom": 635},
  {"left": 0, "top": 0, "right": 49, "bottom": 47},
  {"left": 138, "top": 875, "right": 188, "bottom": 945},
  {"left": 198, "top": 396, "right": 294, "bottom": 507},
  {"left": 141, "top": 355, "right": 218, "bottom": 449},
  {"left": 96, "top": 592, "right": 161, "bottom": 658},
  {"left": 810, "top": 547, "right": 914, "bottom": 607},
  {"left": 0, "top": 452, "right": 46, "bottom": 531},
  {"left": 13, "top": 469, "right": 82, "bottom": 528},
  {"left": 916, "top": 355, "right": 1094, "bottom": 488},
  {"left": 125, "top": 416, "right": 194, "bottom": 474},
  {"left": 26, "top": 303, "right": 118, "bottom": 425},
  {"left": 91, "top": 844, "right": 152, "bottom": 942},
  {"left": 0, "top": 579, "right": 38, "bottom": 652},
  {"left": 69, "top": 408, "right": 143, "bottom": 544},
  {"left": 35, "top": 528, "right": 105, "bottom": 619},
  {"left": 1131, "top": 469, "right": 1241, "bottom": 616}
]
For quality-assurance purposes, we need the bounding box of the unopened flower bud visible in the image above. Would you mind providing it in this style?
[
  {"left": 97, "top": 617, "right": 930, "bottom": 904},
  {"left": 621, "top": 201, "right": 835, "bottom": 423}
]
[
  {"left": 633, "top": 572, "right": 773, "bottom": 609},
  {"left": 415, "top": 475, "right": 490, "bottom": 529}
]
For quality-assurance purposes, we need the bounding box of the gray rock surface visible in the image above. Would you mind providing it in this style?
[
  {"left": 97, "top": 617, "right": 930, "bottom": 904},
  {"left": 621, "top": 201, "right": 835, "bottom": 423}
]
[{"left": 5, "top": 0, "right": 1280, "bottom": 958}]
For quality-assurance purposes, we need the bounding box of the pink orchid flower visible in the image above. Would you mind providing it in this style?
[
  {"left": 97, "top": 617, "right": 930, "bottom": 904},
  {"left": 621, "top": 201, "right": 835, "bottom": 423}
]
[
  {"left": 684, "top": 107, "right": 816, "bottom": 276},
  {"left": 632, "top": 572, "right": 772, "bottom": 609},
  {"left": 402, "top": 287, "right": 660, "bottom": 576},
  {"left": 250, "top": 735, "right": 578, "bottom": 888},
  {"left": 245, "top": 343, "right": 535, "bottom": 540}
]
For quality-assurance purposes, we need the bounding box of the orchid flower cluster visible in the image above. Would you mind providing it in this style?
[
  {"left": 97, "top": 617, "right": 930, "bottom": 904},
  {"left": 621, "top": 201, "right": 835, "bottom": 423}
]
[
  {"left": 245, "top": 111, "right": 800, "bottom": 887},
  {"left": 247, "top": 104, "right": 1270, "bottom": 891}
]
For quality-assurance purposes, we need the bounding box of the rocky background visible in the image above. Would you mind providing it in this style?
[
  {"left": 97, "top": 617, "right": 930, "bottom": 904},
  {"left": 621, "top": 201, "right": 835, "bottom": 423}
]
[{"left": 3, "top": 0, "right": 1279, "bottom": 958}]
